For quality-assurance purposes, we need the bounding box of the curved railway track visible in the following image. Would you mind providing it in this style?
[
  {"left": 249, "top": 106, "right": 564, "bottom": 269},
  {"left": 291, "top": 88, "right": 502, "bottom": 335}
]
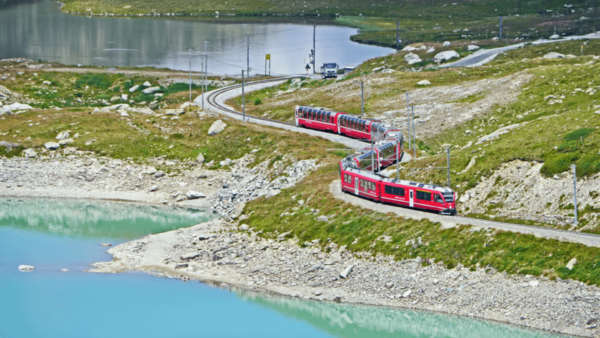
[{"left": 200, "top": 78, "right": 600, "bottom": 248}]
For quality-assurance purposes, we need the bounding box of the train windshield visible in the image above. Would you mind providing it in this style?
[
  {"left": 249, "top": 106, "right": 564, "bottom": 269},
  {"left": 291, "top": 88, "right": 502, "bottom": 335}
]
[
  {"left": 324, "top": 63, "right": 337, "bottom": 68},
  {"left": 443, "top": 192, "right": 454, "bottom": 203}
]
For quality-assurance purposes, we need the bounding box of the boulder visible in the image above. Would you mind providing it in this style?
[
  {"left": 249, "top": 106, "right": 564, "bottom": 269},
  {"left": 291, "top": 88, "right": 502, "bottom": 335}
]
[
  {"left": 434, "top": 50, "right": 460, "bottom": 63},
  {"left": 196, "top": 153, "right": 205, "bottom": 163},
  {"left": 142, "top": 81, "right": 152, "bottom": 87},
  {"left": 459, "top": 193, "right": 470, "bottom": 203},
  {"left": 467, "top": 45, "right": 480, "bottom": 51},
  {"left": 23, "top": 148, "right": 37, "bottom": 158},
  {"left": 426, "top": 47, "right": 435, "bottom": 54},
  {"left": 121, "top": 94, "right": 128, "bottom": 101},
  {"left": 198, "top": 233, "right": 217, "bottom": 240},
  {"left": 417, "top": 80, "right": 431, "bottom": 86},
  {"left": 208, "top": 120, "right": 227, "bottom": 135},
  {"left": 240, "top": 224, "right": 249, "bottom": 231},
  {"left": 543, "top": 52, "right": 565, "bottom": 59},
  {"left": 340, "top": 265, "right": 354, "bottom": 279},
  {"left": 404, "top": 53, "right": 422, "bottom": 65},
  {"left": 402, "top": 289, "right": 412, "bottom": 298},
  {"left": 442, "top": 41, "right": 451, "bottom": 47},
  {"left": 142, "top": 167, "right": 157, "bottom": 175},
  {"left": 18, "top": 265, "right": 35, "bottom": 272},
  {"left": 317, "top": 215, "right": 329, "bottom": 222},
  {"left": 0, "top": 141, "right": 19, "bottom": 149},
  {"left": 110, "top": 96, "right": 120, "bottom": 102},
  {"left": 7, "top": 103, "right": 33, "bottom": 111},
  {"left": 129, "top": 107, "right": 154, "bottom": 115},
  {"left": 142, "top": 86, "right": 161, "bottom": 94},
  {"left": 129, "top": 84, "right": 140, "bottom": 93},
  {"left": 58, "top": 138, "right": 74, "bottom": 146},
  {"left": 164, "top": 109, "right": 184, "bottom": 116},
  {"left": 44, "top": 142, "right": 60, "bottom": 150},
  {"left": 149, "top": 185, "right": 159, "bottom": 192},
  {"left": 186, "top": 191, "right": 206, "bottom": 199},
  {"left": 402, "top": 45, "right": 417, "bottom": 52},
  {"left": 549, "top": 34, "right": 560, "bottom": 39},
  {"left": 566, "top": 257, "right": 577, "bottom": 270},
  {"left": 266, "top": 189, "right": 280, "bottom": 198},
  {"left": 55, "top": 131, "right": 70, "bottom": 140}
]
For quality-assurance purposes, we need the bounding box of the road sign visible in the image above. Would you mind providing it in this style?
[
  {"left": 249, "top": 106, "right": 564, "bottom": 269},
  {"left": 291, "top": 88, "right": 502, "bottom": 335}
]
[{"left": 266, "top": 54, "right": 270, "bottom": 60}]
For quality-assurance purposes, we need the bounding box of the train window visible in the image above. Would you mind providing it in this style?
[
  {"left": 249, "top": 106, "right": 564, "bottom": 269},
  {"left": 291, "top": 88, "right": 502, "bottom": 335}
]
[
  {"left": 385, "top": 185, "right": 405, "bottom": 196},
  {"left": 359, "top": 179, "right": 364, "bottom": 188},
  {"left": 344, "top": 174, "right": 352, "bottom": 184},
  {"left": 434, "top": 194, "right": 444, "bottom": 203},
  {"left": 369, "top": 181, "right": 376, "bottom": 191},
  {"left": 416, "top": 190, "right": 432, "bottom": 201}
]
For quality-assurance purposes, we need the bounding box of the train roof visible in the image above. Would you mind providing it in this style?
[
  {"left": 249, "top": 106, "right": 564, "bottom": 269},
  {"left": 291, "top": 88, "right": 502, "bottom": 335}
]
[{"left": 341, "top": 164, "right": 454, "bottom": 194}]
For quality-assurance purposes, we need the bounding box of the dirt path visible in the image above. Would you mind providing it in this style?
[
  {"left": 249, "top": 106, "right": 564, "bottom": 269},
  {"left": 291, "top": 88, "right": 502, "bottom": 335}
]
[{"left": 329, "top": 180, "right": 600, "bottom": 248}]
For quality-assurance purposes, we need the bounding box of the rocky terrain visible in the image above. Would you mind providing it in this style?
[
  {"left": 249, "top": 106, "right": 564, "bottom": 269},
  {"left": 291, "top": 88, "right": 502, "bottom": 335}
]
[
  {"left": 92, "top": 217, "right": 600, "bottom": 337},
  {"left": 459, "top": 160, "right": 600, "bottom": 231}
]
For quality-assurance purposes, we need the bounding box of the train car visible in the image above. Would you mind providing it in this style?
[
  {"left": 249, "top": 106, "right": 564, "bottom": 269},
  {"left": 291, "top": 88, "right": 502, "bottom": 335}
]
[
  {"left": 348, "top": 141, "right": 403, "bottom": 172},
  {"left": 294, "top": 106, "right": 346, "bottom": 133},
  {"left": 338, "top": 114, "right": 380, "bottom": 141},
  {"left": 339, "top": 158, "right": 456, "bottom": 215}
]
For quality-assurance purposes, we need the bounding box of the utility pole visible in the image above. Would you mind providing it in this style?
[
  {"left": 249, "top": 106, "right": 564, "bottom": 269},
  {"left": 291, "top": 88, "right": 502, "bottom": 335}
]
[
  {"left": 572, "top": 164, "right": 578, "bottom": 226},
  {"left": 204, "top": 41, "right": 209, "bottom": 97},
  {"left": 446, "top": 147, "right": 451, "bottom": 187},
  {"left": 499, "top": 15, "right": 503, "bottom": 39},
  {"left": 361, "top": 81, "right": 364, "bottom": 117},
  {"left": 406, "top": 92, "right": 411, "bottom": 150},
  {"left": 246, "top": 35, "right": 250, "bottom": 83},
  {"left": 411, "top": 104, "right": 416, "bottom": 159},
  {"left": 200, "top": 54, "right": 204, "bottom": 109},
  {"left": 396, "top": 133, "right": 401, "bottom": 181},
  {"left": 188, "top": 48, "right": 192, "bottom": 103},
  {"left": 396, "top": 21, "right": 400, "bottom": 52},
  {"left": 241, "top": 70, "right": 246, "bottom": 122},
  {"left": 313, "top": 25, "right": 316, "bottom": 74},
  {"left": 371, "top": 136, "right": 375, "bottom": 174}
]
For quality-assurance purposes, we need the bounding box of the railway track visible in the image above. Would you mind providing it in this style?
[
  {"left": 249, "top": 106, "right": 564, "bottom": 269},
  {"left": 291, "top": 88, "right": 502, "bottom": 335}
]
[{"left": 199, "top": 78, "right": 600, "bottom": 248}]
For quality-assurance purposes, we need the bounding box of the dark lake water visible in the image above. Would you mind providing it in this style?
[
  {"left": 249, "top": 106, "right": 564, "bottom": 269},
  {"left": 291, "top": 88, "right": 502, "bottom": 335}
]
[
  {"left": 0, "top": 198, "right": 566, "bottom": 338},
  {"left": 0, "top": 1, "right": 393, "bottom": 75}
]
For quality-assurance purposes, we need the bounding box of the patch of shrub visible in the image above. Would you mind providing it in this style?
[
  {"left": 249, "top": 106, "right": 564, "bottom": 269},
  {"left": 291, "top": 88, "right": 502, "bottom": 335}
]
[
  {"left": 253, "top": 98, "right": 262, "bottom": 105},
  {"left": 564, "top": 128, "right": 594, "bottom": 142},
  {"left": 541, "top": 152, "right": 578, "bottom": 176},
  {"left": 76, "top": 74, "right": 112, "bottom": 90}
]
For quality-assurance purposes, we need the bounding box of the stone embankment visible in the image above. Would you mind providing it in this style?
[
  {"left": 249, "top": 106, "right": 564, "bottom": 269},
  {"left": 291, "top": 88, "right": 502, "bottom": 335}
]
[{"left": 92, "top": 217, "right": 600, "bottom": 337}]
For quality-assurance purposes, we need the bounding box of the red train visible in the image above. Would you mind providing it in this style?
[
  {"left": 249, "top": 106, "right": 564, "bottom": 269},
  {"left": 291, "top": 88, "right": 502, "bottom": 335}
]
[
  {"left": 349, "top": 141, "right": 403, "bottom": 172},
  {"left": 294, "top": 106, "right": 399, "bottom": 142}
]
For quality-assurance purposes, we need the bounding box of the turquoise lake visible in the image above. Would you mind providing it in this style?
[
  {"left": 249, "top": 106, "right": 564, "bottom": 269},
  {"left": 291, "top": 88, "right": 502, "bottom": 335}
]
[{"left": 0, "top": 198, "right": 566, "bottom": 337}]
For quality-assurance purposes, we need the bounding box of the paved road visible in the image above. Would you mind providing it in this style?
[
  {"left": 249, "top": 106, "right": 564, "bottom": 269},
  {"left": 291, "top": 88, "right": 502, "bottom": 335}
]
[
  {"left": 443, "top": 30, "right": 600, "bottom": 68},
  {"left": 329, "top": 180, "right": 600, "bottom": 248}
]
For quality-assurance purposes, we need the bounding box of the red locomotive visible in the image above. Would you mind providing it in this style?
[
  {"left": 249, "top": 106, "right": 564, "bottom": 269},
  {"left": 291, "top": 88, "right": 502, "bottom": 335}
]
[{"left": 294, "top": 106, "right": 399, "bottom": 142}]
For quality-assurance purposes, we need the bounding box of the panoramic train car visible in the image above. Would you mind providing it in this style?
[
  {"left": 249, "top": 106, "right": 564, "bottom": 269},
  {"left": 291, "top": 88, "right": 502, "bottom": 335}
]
[
  {"left": 294, "top": 106, "right": 346, "bottom": 133},
  {"left": 348, "top": 141, "right": 403, "bottom": 172},
  {"left": 339, "top": 158, "right": 456, "bottom": 215}
]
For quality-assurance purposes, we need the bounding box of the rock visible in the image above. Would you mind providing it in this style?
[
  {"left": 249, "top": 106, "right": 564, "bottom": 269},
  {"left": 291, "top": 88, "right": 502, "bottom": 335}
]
[
  {"left": 404, "top": 53, "right": 422, "bottom": 65},
  {"left": 566, "top": 257, "right": 577, "bottom": 270},
  {"left": 565, "top": 54, "right": 577, "bottom": 59},
  {"left": 0, "top": 141, "right": 19, "bottom": 149},
  {"left": 434, "top": 50, "right": 460, "bottom": 63},
  {"left": 198, "top": 233, "right": 217, "bottom": 240},
  {"left": 175, "top": 263, "right": 189, "bottom": 269},
  {"left": 142, "top": 81, "right": 152, "bottom": 87},
  {"left": 340, "top": 265, "right": 354, "bottom": 279},
  {"left": 164, "top": 109, "right": 184, "bottom": 116},
  {"left": 84, "top": 139, "right": 96, "bottom": 146},
  {"left": 196, "top": 153, "right": 205, "bottom": 163},
  {"left": 149, "top": 185, "right": 159, "bottom": 192},
  {"left": 44, "top": 142, "right": 60, "bottom": 150},
  {"left": 55, "top": 131, "right": 70, "bottom": 140},
  {"left": 266, "top": 189, "right": 280, "bottom": 198},
  {"left": 60, "top": 269, "right": 69, "bottom": 272},
  {"left": 128, "top": 107, "right": 154, "bottom": 115},
  {"left": 417, "top": 80, "right": 431, "bottom": 86},
  {"left": 442, "top": 41, "right": 451, "bottom": 47},
  {"left": 549, "top": 34, "right": 560, "bottom": 39},
  {"left": 23, "top": 148, "right": 37, "bottom": 158},
  {"left": 467, "top": 45, "right": 480, "bottom": 51},
  {"left": 529, "top": 280, "right": 539, "bottom": 287},
  {"left": 372, "top": 66, "right": 385, "bottom": 72},
  {"left": 402, "top": 289, "right": 412, "bottom": 298},
  {"left": 317, "top": 215, "right": 329, "bottom": 222},
  {"left": 5, "top": 103, "right": 33, "bottom": 112},
  {"left": 426, "top": 47, "right": 435, "bottom": 54},
  {"left": 240, "top": 224, "right": 249, "bottom": 231},
  {"left": 121, "top": 94, "right": 128, "bottom": 101},
  {"left": 175, "top": 195, "right": 187, "bottom": 202},
  {"left": 142, "top": 86, "right": 161, "bottom": 94},
  {"left": 110, "top": 96, "right": 120, "bottom": 102},
  {"left": 83, "top": 159, "right": 93, "bottom": 166},
  {"left": 588, "top": 318, "right": 599, "bottom": 325},
  {"left": 18, "top": 265, "right": 35, "bottom": 272},
  {"left": 186, "top": 191, "right": 206, "bottom": 199},
  {"left": 402, "top": 45, "right": 417, "bottom": 52},
  {"left": 129, "top": 85, "right": 140, "bottom": 93},
  {"left": 142, "top": 167, "right": 157, "bottom": 175},
  {"left": 100, "top": 243, "right": 112, "bottom": 247},
  {"left": 180, "top": 252, "right": 200, "bottom": 261},
  {"left": 543, "top": 52, "right": 565, "bottom": 59},
  {"left": 154, "top": 171, "right": 165, "bottom": 178},
  {"left": 58, "top": 138, "right": 74, "bottom": 146},
  {"left": 165, "top": 160, "right": 176, "bottom": 166},
  {"left": 208, "top": 120, "right": 227, "bottom": 135}
]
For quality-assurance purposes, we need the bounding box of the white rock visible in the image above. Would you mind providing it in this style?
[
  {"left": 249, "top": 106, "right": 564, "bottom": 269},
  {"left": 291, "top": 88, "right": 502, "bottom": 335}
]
[
  {"left": 402, "top": 45, "right": 417, "bottom": 52},
  {"left": 426, "top": 47, "right": 435, "bottom": 54},
  {"left": 18, "top": 265, "right": 35, "bottom": 272},
  {"left": 529, "top": 280, "right": 539, "bottom": 287},
  {"left": 110, "top": 96, "right": 120, "bottom": 102},
  {"left": 404, "top": 53, "right": 422, "bottom": 65},
  {"left": 121, "top": 94, "right": 128, "bottom": 101},
  {"left": 340, "top": 265, "right": 354, "bottom": 279},
  {"left": 23, "top": 148, "right": 37, "bottom": 158},
  {"left": 434, "top": 50, "right": 460, "bottom": 63},
  {"left": 402, "top": 289, "right": 412, "bottom": 298},
  {"left": 60, "top": 269, "right": 69, "bottom": 272},
  {"left": 44, "top": 142, "right": 60, "bottom": 150},
  {"left": 467, "top": 45, "right": 480, "bottom": 51},
  {"left": 240, "top": 224, "right": 249, "bottom": 231},
  {"left": 208, "top": 120, "right": 227, "bottom": 135},
  {"left": 129, "top": 84, "right": 140, "bottom": 93},
  {"left": 566, "top": 257, "right": 577, "bottom": 270},
  {"left": 196, "top": 153, "right": 205, "bottom": 163},
  {"left": 266, "top": 189, "right": 280, "bottom": 198},
  {"left": 100, "top": 243, "right": 112, "bottom": 247},
  {"left": 7, "top": 103, "right": 33, "bottom": 111},
  {"left": 417, "top": 80, "right": 431, "bottom": 86},
  {"left": 58, "top": 138, "right": 74, "bottom": 146},
  {"left": 142, "top": 167, "right": 157, "bottom": 175},
  {"left": 442, "top": 41, "right": 451, "bottom": 47},
  {"left": 317, "top": 215, "right": 329, "bottom": 222},
  {"left": 186, "top": 191, "right": 206, "bottom": 199},
  {"left": 142, "top": 81, "right": 152, "bottom": 87},
  {"left": 543, "top": 52, "right": 565, "bottom": 59},
  {"left": 55, "top": 131, "right": 70, "bottom": 140},
  {"left": 128, "top": 107, "right": 154, "bottom": 115},
  {"left": 149, "top": 185, "right": 159, "bottom": 192},
  {"left": 164, "top": 109, "right": 184, "bottom": 116},
  {"left": 549, "top": 34, "right": 560, "bottom": 39},
  {"left": 459, "top": 193, "right": 470, "bottom": 203},
  {"left": 142, "top": 86, "right": 161, "bottom": 94}
]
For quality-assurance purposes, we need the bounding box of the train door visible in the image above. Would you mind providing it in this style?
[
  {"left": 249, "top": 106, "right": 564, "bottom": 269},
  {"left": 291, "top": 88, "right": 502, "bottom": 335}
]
[
  {"left": 409, "top": 190, "right": 414, "bottom": 208},
  {"left": 337, "top": 115, "right": 341, "bottom": 134},
  {"left": 354, "top": 176, "right": 359, "bottom": 195},
  {"left": 295, "top": 108, "right": 299, "bottom": 127}
]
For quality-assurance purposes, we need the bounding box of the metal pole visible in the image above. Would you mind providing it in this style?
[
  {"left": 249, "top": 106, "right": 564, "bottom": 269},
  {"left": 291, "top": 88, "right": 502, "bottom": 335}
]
[
  {"left": 242, "top": 70, "right": 245, "bottom": 122},
  {"left": 446, "top": 147, "right": 451, "bottom": 187},
  {"left": 572, "top": 164, "right": 578, "bottom": 226},
  {"left": 247, "top": 35, "right": 250, "bottom": 83},
  {"left": 411, "top": 104, "right": 416, "bottom": 159},
  {"left": 269, "top": 59, "right": 271, "bottom": 76},
  {"left": 204, "top": 41, "right": 208, "bottom": 97},
  {"left": 396, "top": 136, "right": 400, "bottom": 181},
  {"left": 361, "top": 81, "right": 364, "bottom": 117},
  {"left": 201, "top": 54, "right": 204, "bottom": 109},
  {"left": 499, "top": 15, "right": 503, "bottom": 39},
  {"left": 313, "top": 29, "right": 317, "bottom": 74},
  {"left": 406, "top": 92, "right": 411, "bottom": 150},
  {"left": 371, "top": 138, "right": 374, "bottom": 174},
  {"left": 188, "top": 48, "right": 192, "bottom": 103},
  {"left": 396, "top": 21, "right": 399, "bottom": 52}
]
